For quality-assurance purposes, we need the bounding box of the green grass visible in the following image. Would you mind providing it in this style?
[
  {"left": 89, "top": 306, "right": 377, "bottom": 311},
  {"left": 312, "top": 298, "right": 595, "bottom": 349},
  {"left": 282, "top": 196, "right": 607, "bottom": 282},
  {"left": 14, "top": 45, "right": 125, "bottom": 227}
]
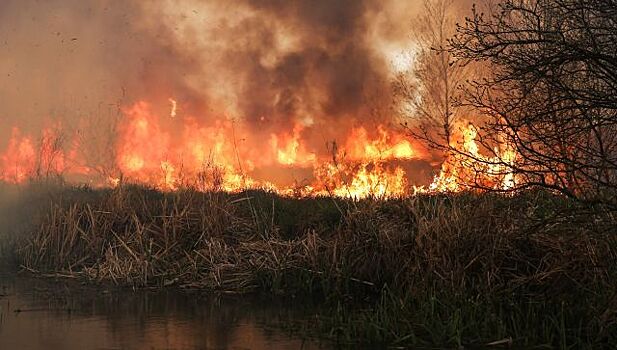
[{"left": 2, "top": 183, "right": 616, "bottom": 348}]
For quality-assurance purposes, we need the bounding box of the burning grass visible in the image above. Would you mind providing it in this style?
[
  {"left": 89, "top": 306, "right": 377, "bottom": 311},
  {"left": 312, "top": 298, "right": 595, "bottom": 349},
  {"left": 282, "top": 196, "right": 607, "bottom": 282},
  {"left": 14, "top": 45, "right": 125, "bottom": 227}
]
[{"left": 4, "top": 184, "right": 617, "bottom": 348}]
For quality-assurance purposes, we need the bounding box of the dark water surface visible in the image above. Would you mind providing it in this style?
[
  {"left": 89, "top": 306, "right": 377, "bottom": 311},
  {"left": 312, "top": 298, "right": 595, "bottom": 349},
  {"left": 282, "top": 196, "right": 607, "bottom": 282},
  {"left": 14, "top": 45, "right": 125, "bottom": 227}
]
[{"left": 0, "top": 274, "right": 333, "bottom": 350}]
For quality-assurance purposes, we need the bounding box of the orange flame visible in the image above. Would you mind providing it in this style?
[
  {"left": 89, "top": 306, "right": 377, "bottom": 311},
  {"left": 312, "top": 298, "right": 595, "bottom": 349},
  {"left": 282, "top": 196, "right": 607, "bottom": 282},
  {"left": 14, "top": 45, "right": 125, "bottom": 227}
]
[
  {"left": 314, "top": 161, "right": 408, "bottom": 198},
  {"left": 0, "top": 128, "right": 36, "bottom": 183},
  {"left": 0, "top": 126, "right": 70, "bottom": 183},
  {"left": 1, "top": 100, "right": 516, "bottom": 198},
  {"left": 270, "top": 123, "right": 316, "bottom": 167},
  {"left": 427, "top": 123, "right": 517, "bottom": 192},
  {"left": 345, "top": 126, "right": 418, "bottom": 161}
]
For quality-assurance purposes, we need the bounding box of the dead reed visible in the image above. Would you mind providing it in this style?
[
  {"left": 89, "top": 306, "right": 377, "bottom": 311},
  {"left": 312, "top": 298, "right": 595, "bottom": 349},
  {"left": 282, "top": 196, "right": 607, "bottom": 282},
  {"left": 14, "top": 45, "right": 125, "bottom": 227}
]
[{"left": 9, "top": 185, "right": 617, "bottom": 347}]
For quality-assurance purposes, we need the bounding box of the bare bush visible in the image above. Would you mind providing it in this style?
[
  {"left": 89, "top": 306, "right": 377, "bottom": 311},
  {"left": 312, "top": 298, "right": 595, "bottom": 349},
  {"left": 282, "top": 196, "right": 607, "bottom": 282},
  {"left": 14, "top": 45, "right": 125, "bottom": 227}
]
[
  {"left": 395, "top": 0, "right": 475, "bottom": 152},
  {"left": 449, "top": 0, "right": 617, "bottom": 205}
]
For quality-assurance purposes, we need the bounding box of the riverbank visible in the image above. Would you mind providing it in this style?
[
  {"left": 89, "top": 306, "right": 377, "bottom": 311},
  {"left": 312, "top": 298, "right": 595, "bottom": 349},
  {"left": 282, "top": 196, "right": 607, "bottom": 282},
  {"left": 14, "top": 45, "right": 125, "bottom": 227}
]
[{"left": 3, "top": 184, "right": 617, "bottom": 348}]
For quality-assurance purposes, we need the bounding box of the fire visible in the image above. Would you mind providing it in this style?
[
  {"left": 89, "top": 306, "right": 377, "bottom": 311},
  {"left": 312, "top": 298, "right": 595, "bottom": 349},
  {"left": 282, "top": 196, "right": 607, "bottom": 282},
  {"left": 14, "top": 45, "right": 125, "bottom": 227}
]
[
  {"left": 169, "top": 98, "right": 177, "bottom": 118},
  {"left": 0, "top": 128, "right": 36, "bottom": 184},
  {"left": 0, "top": 126, "right": 71, "bottom": 183},
  {"left": 108, "top": 100, "right": 420, "bottom": 197},
  {"left": 0, "top": 99, "right": 516, "bottom": 198},
  {"left": 428, "top": 123, "right": 517, "bottom": 192},
  {"left": 116, "top": 102, "right": 172, "bottom": 186},
  {"left": 270, "top": 123, "right": 316, "bottom": 167},
  {"left": 345, "top": 126, "right": 418, "bottom": 161},
  {"left": 108, "top": 176, "right": 121, "bottom": 187},
  {"left": 160, "top": 161, "right": 177, "bottom": 190},
  {"left": 314, "top": 161, "right": 408, "bottom": 198}
]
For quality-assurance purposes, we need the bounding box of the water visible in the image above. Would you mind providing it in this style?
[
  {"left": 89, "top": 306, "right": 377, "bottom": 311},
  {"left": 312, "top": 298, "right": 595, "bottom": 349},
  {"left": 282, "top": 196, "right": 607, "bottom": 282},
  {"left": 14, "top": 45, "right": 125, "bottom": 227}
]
[{"left": 0, "top": 274, "right": 332, "bottom": 350}]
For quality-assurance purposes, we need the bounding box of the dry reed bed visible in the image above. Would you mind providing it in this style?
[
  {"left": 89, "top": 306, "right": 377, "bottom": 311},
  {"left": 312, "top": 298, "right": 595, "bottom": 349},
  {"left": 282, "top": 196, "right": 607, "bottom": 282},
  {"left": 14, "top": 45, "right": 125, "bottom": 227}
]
[
  {"left": 16, "top": 186, "right": 616, "bottom": 295},
  {"left": 12, "top": 185, "right": 617, "bottom": 346}
]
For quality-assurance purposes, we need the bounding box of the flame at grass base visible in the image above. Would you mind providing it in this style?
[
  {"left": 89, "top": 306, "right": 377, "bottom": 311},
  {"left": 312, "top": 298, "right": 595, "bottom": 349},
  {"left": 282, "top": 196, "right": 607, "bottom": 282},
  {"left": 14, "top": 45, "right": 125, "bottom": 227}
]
[
  {"left": 426, "top": 124, "right": 517, "bottom": 193},
  {"left": 0, "top": 100, "right": 517, "bottom": 199}
]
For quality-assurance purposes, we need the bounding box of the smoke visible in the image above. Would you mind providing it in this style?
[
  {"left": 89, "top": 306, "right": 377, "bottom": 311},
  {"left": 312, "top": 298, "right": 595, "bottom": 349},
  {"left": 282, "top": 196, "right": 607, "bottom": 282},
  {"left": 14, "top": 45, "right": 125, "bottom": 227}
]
[
  {"left": 1, "top": 0, "right": 420, "bottom": 133},
  {"left": 137, "top": 0, "right": 430, "bottom": 141},
  {"left": 0, "top": 0, "right": 478, "bottom": 188}
]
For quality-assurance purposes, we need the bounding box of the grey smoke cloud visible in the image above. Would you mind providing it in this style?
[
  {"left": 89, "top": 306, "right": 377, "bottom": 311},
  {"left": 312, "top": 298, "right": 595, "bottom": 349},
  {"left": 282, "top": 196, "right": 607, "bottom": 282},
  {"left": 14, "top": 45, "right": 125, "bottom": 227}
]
[{"left": 0, "top": 0, "right": 476, "bottom": 161}]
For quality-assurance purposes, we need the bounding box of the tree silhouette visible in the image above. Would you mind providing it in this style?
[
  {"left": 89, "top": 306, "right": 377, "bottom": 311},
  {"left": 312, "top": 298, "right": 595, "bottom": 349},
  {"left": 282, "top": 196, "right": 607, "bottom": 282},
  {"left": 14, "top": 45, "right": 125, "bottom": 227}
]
[{"left": 449, "top": 0, "right": 617, "bottom": 205}]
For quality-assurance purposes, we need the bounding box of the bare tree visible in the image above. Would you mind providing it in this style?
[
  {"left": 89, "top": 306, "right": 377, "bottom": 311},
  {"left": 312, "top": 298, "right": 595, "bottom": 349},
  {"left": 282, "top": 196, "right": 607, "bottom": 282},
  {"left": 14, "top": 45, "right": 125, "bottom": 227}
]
[
  {"left": 447, "top": 0, "right": 617, "bottom": 205},
  {"left": 395, "top": 0, "right": 473, "bottom": 152}
]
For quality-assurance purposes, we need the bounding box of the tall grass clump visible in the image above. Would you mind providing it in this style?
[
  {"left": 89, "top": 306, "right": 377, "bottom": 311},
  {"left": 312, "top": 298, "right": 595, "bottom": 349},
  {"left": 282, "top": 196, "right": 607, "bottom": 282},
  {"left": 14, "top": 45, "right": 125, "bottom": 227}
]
[{"left": 10, "top": 185, "right": 617, "bottom": 348}]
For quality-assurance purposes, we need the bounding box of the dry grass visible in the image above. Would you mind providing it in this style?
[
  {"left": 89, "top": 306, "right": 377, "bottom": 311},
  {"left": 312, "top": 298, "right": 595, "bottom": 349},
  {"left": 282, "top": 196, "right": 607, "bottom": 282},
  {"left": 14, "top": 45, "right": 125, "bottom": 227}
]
[{"left": 8, "top": 184, "right": 617, "bottom": 347}]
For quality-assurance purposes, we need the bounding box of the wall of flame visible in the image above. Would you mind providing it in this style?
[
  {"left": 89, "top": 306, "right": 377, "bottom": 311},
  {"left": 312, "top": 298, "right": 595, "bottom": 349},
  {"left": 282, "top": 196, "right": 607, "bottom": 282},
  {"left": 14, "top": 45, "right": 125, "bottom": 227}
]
[{"left": 0, "top": 0, "right": 514, "bottom": 198}]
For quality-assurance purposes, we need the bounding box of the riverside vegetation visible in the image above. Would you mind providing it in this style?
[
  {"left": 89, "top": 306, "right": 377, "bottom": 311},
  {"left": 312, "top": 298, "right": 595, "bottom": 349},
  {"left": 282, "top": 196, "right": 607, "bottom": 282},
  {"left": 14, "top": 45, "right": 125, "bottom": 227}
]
[{"left": 1, "top": 182, "right": 616, "bottom": 349}]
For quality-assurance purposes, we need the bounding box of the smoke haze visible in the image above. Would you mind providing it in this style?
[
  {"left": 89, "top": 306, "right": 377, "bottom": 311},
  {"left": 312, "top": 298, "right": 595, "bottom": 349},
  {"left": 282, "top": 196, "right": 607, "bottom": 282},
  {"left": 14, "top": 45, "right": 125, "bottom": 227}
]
[{"left": 0, "top": 0, "right": 476, "bottom": 189}]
